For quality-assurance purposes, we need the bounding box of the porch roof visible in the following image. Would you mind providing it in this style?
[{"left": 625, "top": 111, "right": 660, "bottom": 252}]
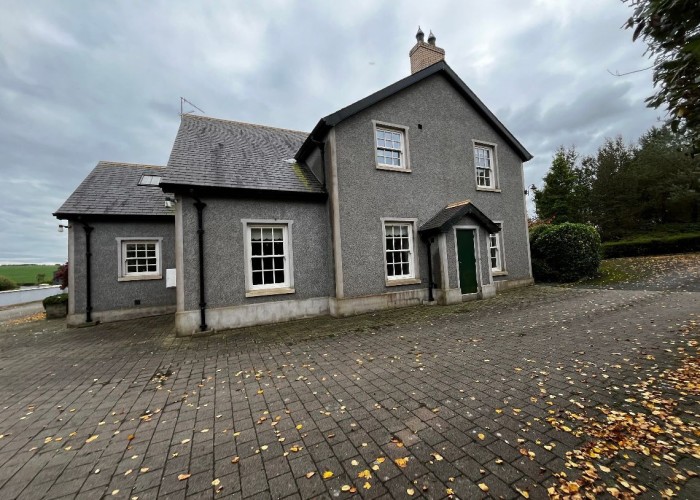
[{"left": 419, "top": 200, "right": 500, "bottom": 235}]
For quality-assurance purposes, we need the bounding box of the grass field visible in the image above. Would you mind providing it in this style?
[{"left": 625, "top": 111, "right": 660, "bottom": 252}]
[{"left": 0, "top": 264, "right": 60, "bottom": 285}]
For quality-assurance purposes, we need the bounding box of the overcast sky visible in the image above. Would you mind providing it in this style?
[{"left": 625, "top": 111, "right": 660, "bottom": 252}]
[{"left": 0, "top": 0, "right": 659, "bottom": 264}]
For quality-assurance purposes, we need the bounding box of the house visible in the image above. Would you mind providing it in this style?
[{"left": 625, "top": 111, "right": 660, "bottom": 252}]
[{"left": 55, "top": 30, "right": 533, "bottom": 336}]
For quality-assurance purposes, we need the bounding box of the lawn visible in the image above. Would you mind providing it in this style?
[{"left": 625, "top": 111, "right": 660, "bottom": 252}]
[{"left": 0, "top": 264, "right": 60, "bottom": 286}]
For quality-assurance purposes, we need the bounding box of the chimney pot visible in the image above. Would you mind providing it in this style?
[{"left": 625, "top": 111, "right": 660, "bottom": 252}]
[{"left": 416, "top": 26, "right": 424, "bottom": 42}]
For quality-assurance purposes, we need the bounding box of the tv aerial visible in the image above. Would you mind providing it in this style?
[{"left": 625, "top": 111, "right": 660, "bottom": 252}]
[{"left": 180, "top": 97, "right": 205, "bottom": 116}]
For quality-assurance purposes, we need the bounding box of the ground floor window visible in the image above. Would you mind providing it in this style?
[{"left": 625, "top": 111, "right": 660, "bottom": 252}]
[
  {"left": 117, "top": 238, "right": 162, "bottom": 280},
  {"left": 383, "top": 221, "right": 415, "bottom": 280},
  {"left": 246, "top": 223, "right": 291, "bottom": 290},
  {"left": 489, "top": 224, "right": 505, "bottom": 273}
]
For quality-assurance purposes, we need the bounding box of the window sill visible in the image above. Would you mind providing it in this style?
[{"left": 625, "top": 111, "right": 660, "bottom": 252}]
[
  {"left": 476, "top": 187, "right": 501, "bottom": 193},
  {"left": 118, "top": 274, "right": 162, "bottom": 282},
  {"left": 385, "top": 278, "right": 421, "bottom": 287},
  {"left": 492, "top": 271, "right": 508, "bottom": 277},
  {"left": 245, "top": 287, "right": 295, "bottom": 298},
  {"left": 376, "top": 164, "right": 411, "bottom": 173}
]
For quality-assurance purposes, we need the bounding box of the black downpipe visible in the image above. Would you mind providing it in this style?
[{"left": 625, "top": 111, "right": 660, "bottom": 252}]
[
  {"left": 426, "top": 236, "right": 434, "bottom": 302},
  {"left": 194, "top": 198, "right": 208, "bottom": 332},
  {"left": 82, "top": 222, "right": 94, "bottom": 323}
]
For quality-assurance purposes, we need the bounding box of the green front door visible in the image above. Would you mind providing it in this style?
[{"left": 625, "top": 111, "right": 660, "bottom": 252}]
[{"left": 456, "top": 229, "right": 478, "bottom": 294}]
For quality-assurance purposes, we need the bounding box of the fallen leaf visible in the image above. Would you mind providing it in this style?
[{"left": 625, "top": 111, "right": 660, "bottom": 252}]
[
  {"left": 363, "top": 482, "right": 371, "bottom": 490},
  {"left": 358, "top": 469, "right": 372, "bottom": 479},
  {"left": 322, "top": 470, "right": 334, "bottom": 479},
  {"left": 85, "top": 435, "right": 99, "bottom": 443},
  {"left": 177, "top": 473, "right": 191, "bottom": 481},
  {"left": 478, "top": 433, "right": 486, "bottom": 440},
  {"left": 407, "top": 488, "right": 415, "bottom": 495},
  {"left": 394, "top": 457, "right": 409, "bottom": 468},
  {"left": 231, "top": 456, "right": 240, "bottom": 464},
  {"left": 515, "top": 487, "right": 530, "bottom": 498},
  {"left": 478, "top": 483, "right": 489, "bottom": 492},
  {"left": 431, "top": 452, "right": 444, "bottom": 461},
  {"left": 212, "top": 478, "right": 220, "bottom": 486},
  {"left": 305, "top": 471, "right": 315, "bottom": 479}
]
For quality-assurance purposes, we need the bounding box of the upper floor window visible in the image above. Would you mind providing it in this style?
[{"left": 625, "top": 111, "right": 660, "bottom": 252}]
[
  {"left": 374, "top": 121, "right": 411, "bottom": 172},
  {"left": 474, "top": 143, "right": 498, "bottom": 190}
]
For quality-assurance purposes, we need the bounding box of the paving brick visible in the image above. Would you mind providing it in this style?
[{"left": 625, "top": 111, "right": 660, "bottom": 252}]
[{"left": 0, "top": 277, "right": 697, "bottom": 499}]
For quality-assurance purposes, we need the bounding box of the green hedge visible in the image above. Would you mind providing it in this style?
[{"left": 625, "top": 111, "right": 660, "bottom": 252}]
[
  {"left": 0, "top": 275, "right": 18, "bottom": 291},
  {"left": 43, "top": 293, "right": 68, "bottom": 307},
  {"left": 530, "top": 223, "right": 602, "bottom": 282},
  {"left": 602, "top": 232, "right": 700, "bottom": 258}
]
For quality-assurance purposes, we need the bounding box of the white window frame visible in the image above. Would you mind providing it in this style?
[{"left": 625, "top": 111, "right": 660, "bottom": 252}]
[
  {"left": 473, "top": 140, "right": 500, "bottom": 191},
  {"left": 373, "top": 120, "right": 411, "bottom": 172},
  {"left": 116, "top": 237, "right": 163, "bottom": 281},
  {"left": 489, "top": 222, "right": 507, "bottom": 276},
  {"left": 381, "top": 218, "right": 421, "bottom": 286},
  {"left": 241, "top": 219, "right": 295, "bottom": 297}
]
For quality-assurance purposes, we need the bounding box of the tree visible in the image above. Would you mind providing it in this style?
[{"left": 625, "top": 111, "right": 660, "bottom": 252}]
[
  {"left": 588, "top": 136, "right": 637, "bottom": 238},
  {"left": 623, "top": 0, "right": 700, "bottom": 154},
  {"left": 533, "top": 146, "right": 580, "bottom": 222}
]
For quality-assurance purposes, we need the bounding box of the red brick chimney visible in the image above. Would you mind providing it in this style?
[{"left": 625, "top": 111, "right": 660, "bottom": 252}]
[{"left": 409, "top": 28, "right": 445, "bottom": 74}]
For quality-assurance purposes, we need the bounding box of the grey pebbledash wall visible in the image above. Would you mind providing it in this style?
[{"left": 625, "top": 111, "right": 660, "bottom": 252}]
[
  {"left": 332, "top": 72, "right": 531, "bottom": 297},
  {"left": 70, "top": 219, "right": 176, "bottom": 315},
  {"left": 178, "top": 195, "right": 333, "bottom": 312}
]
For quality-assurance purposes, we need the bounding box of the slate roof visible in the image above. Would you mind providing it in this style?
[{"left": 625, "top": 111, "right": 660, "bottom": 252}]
[
  {"left": 54, "top": 162, "right": 173, "bottom": 218},
  {"left": 297, "top": 60, "right": 533, "bottom": 163},
  {"left": 419, "top": 200, "right": 500, "bottom": 234},
  {"left": 161, "top": 114, "right": 325, "bottom": 194}
]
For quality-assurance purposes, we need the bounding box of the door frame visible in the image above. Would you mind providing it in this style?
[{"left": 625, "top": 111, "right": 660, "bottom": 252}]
[{"left": 453, "top": 225, "right": 484, "bottom": 297}]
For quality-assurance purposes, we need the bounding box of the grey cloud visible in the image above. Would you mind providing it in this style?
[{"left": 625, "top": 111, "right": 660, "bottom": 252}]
[{"left": 0, "top": 0, "right": 658, "bottom": 262}]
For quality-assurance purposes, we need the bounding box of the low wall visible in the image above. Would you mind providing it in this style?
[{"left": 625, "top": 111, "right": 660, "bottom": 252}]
[{"left": 0, "top": 286, "right": 63, "bottom": 307}]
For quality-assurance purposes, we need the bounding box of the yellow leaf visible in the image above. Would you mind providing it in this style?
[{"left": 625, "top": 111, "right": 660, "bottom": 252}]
[
  {"left": 363, "top": 481, "right": 371, "bottom": 490},
  {"left": 516, "top": 487, "right": 530, "bottom": 498},
  {"left": 212, "top": 478, "right": 220, "bottom": 486},
  {"left": 322, "top": 471, "right": 334, "bottom": 479},
  {"left": 394, "top": 457, "right": 409, "bottom": 468},
  {"left": 431, "top": 452, "right": 444, "bottom": 461},
  {"left": 296, "top": 424, "right": 303, "bottom": 430},
  {"left": 478, "top": 483, "right": 489, "bottom": 492},
  {"left": 407, "top": 488, "right": 415, "bottom": 495},
  {"left": 341, "top": 485, "right": 351, "bottom": 492},
  {"left": 305, "top": 471, "right": 315, "bottom": 479},
  {"left": 598, "top": 465, "right": 611, "bottom": 473},
  {"left": 85, "top": 435, "right": 99, "bottom": 443},
  {"left": 478, "top": 433, "right": 485, "bottom": 440},
  {"left": 178, "top": 473, "right": 191, "bottom": 481},
  {"left": 446, "top": 488, "right": 454, "bottom": 495},
  {"left": 358, "top": 469, "right": 372, "bottom": 479},
  {"left": 350, "top": 460, "right": 359, "bottom": 466}
]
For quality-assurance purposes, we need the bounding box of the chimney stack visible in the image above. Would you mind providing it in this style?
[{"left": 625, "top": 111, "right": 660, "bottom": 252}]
[{"left": 409, "top": 27, "right": 445, "bottom": 74}]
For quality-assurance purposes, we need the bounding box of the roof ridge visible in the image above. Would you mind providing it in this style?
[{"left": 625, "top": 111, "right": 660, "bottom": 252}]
[
  {"left": 96, "top": 161, "right": 166, "bottom": 169},
  {"left": 181, "top": 113, "right": 308, "bottom": 135}
]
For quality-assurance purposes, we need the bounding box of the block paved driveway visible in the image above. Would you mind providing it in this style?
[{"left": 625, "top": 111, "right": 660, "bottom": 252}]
[{"left": 0, "top": 257, "right": 698, "bottom": 499}]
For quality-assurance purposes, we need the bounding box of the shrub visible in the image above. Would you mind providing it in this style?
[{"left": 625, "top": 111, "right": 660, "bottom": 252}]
[
  {"left": 0, "top": 275, "right": 18, "bottom": 291},
  {"left": 530, "top": 223, "right": 601, "bottom": 282},
  {"left": 43, "top": 293, "right": 68, "bottom": 307},
  {"left": 602, "top": 232, "right": 700, "bottom": 258},
  {"left": 54, "top": 262, "right": 69, "bottom": 290}
]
